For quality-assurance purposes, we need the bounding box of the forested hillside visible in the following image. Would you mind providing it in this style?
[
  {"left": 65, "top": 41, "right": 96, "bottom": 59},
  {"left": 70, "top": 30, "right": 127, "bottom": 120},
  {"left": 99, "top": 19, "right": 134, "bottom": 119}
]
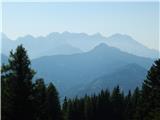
[{"left": 1, "top": 45, "right": 160, "bottom": 120}]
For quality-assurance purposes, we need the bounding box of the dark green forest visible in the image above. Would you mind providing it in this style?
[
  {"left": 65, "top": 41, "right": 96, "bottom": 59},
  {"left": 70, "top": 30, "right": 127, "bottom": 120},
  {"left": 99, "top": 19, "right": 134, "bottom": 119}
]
[{"left": 1, "top": 45, "right": 160, "bottom": 120}]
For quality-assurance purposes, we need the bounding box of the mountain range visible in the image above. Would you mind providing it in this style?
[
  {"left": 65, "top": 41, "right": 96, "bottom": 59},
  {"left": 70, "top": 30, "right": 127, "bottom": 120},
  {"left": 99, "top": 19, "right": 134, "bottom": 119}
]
[
  {"left": 1, "top": 32, "right": 157, "bottom": 98},
  {"left": 1, "top": 33, "right": 82, "bottom": 59},
  {"left": 1, "top": 32, "right": 159, "bottom": 59}
]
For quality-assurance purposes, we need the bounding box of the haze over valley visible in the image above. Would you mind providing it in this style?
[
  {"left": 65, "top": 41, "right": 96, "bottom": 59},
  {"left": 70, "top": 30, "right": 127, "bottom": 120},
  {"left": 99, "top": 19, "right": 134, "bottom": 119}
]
[{"left": 1, "top": 32, "right": 158, "bottom": 98}]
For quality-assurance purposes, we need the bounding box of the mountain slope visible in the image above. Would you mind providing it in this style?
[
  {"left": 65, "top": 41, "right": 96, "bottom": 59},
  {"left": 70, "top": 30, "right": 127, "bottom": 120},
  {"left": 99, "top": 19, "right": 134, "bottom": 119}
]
[
  {"left": 32, "top": 43, "right": 153, "bottom": 97},
  {"left": 106, "top": 34, "right": 159, "bottom": 58},
  {"left": 76, "top": 63, "right": 147, "bottom": 96}
]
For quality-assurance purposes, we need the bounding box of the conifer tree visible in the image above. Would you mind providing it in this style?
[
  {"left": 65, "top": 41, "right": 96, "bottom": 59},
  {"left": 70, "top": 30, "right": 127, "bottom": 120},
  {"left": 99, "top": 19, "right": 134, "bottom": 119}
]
[
  {"left": 141, "top": 59, "right": 160, "bottom": 120},
  {"left": 84, "top": 95, "right": 93, "bottom": 120},
  {"left": 97, "top": 89, "right": 111, "bottom": 120},
  {"left": 1, "top": 72, "right": 14, "bottom": 120},
  {"left": 1, "top": 45, "right": 35, "bottom": 120},
  {"left": 45, "top": 83, "right": 61, "bottom": 120},
  {"left": 33, "top": 78, "right": 46, "bottom": 120},
  {"left": 124, "top": 90, "right": 132, "bottom": 120},
  {"left": 111, "top": 86, "right": 124, "bottom": 120},
  {"left": 62, "top": 96, "right": 69, "bottom": 120}
]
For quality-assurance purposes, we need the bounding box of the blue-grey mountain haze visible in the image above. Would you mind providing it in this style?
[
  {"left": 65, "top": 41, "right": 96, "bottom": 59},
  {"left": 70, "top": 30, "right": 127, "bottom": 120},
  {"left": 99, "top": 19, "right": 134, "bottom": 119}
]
[
  {"left": 1, "top": 32, "right": 159, "bottom": 59},
  {"left": 1, "top": 32, "right": 157, "bottom": 98},
  {"left": 77, "top": 63, "right": 147, "bottom": 97},
  {"left": 32, "top": 43, "right": 153, "bottom": 98}
]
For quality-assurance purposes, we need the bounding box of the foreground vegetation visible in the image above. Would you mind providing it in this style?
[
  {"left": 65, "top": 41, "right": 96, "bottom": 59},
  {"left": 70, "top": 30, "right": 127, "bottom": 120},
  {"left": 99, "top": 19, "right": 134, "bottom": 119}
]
[{"left": 1, "top": 45, "right": 160, "bottom": 120}]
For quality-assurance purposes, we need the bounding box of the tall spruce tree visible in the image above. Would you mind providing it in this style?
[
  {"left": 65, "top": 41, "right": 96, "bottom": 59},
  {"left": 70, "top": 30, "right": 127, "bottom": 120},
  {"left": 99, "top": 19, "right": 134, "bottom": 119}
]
[
  {"left": 45, "top": 83, "right": 61, "bottom": 120},
  {"left": 84, "top": 95, "right": 93, "bottom": 120},
  {"left": 141, "top": 59, "right": 160, "bottom": 120},
  {"left": 62, "top": 96, "right": 69, "bottom": 120},
  {"left": 124, "top": 90, "right": 132, "bottom": 120},
  {"left": 33, "top": 78, "right": 46, "bottom": 120},
  {"left": 111, "top": 86, "right": 125, "bottom": 120},
  {"left": 97, "top": 90, "right": 111, "bottom": 120},
  {"left": 1, "top": 69, "right": 14, "bottom": 120},
  {"left": 132, "top": 87, "right": 142, "bottom": 120},
  {"left": 1, "top": 45, "right": 35, "bottom": 120}
]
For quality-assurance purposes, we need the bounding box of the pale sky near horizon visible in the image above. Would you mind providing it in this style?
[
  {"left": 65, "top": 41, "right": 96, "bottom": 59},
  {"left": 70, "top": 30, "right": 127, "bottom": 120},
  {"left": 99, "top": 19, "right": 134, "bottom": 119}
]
[{"left": 1, "top": 2, "right": 159, "bottom": 50}]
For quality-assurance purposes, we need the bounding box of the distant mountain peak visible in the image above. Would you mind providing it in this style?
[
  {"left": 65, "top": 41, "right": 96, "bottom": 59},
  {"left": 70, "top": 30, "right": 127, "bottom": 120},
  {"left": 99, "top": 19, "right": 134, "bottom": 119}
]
[
  {"left": 92, "top": 43, "right": 110, "bottom": 51},
  {"left": 109, "top": 33, "right": 133, "bottom": 41},
  {"left": 92, "top": 33, "right": 102, "bottom": 37},
  {"left": 17, "top": 34, "right": 35, "bottom": 40},
  {"left": 47, "top": 32, "right": 60, "bottom": 36},
  {"left": 62, "top": 31, "right": 71, "bottom": 34},
  {"left": 62, "top": 31, "right": 88, "bottom": 37}
]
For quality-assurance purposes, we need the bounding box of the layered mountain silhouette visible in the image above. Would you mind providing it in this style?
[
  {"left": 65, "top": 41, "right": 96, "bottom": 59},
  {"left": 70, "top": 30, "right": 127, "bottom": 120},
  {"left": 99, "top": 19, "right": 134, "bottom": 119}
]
[
  {"left": 1, "top": 32, "right": 159, "bottom": 59},
  {"left": 1, "top": 32, "right": 157, "bottom": 97},
  {"left": 1, "top": 33, "right": 82, "bottom": 59},
  {"left": 76, "top": 63, "right": 147, "bottom": 97},
  {"left": 32, "top": 43, "right": 153, "bottom": 97}
]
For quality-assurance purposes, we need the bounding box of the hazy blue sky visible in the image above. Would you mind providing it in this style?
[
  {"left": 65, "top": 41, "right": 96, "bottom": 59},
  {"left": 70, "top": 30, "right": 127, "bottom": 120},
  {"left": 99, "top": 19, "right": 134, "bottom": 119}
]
[{"left": 2, "top": 2, "right": 159, "bottom": 50}]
